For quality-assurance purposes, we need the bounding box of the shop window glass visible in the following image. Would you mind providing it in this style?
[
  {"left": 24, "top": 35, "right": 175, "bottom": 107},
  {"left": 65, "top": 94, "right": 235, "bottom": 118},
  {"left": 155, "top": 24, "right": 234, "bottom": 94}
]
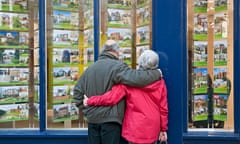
[
  {"left": 46, "top": 0, "right": 94, "bottom": 129},
  {"left": 0, "top": 0, "right": 39, "bottom": 129},
  {"left": 187, "top": 0, "right": 234, "bottom": 131}
]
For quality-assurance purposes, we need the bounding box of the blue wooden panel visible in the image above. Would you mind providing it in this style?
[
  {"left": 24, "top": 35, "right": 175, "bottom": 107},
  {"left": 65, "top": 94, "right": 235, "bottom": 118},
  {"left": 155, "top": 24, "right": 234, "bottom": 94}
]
[
  {"left": 39, "top": 0, "right": 46, "bottom": 132},
  {"left": 0, "top": 130, "right": 88, "bottom": 144},
  {"left": 0, "top": 138, "right": 88, "bottom": 144},
  {"left": 152, "top": 0, "right": 186, "bottom": 143},
  {"left": 184, "top": 141, "right": 239, "bottom": 144},
  {"left": 234, "top": 0, "right": 240, "bottom": 133},
  {"left": 94, "top": 0, "right": 99, "bottom": 61}
]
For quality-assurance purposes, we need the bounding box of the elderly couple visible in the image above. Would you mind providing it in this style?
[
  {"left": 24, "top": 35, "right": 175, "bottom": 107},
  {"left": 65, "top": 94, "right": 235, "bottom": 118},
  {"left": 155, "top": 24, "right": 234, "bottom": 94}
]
[{"left": 74, "top": 40, "right": 168, "bottom": 144}]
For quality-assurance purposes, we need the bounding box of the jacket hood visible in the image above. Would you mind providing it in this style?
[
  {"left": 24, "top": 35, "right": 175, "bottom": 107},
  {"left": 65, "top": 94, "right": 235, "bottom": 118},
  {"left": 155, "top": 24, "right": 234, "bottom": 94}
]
[{"left": 141, "top": 79, "right": 163, "bottom": 91}]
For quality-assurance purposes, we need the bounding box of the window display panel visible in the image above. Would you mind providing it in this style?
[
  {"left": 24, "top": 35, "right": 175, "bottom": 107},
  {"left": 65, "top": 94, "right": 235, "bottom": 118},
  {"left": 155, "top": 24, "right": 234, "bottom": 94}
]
[
  {"left": 187, "top": 0, "right": 234, "bottom": 131},
  {"left": 100, "top": 0, "right": 152, "bottom": 68},
  {"left": 46, "top": 0, "right": 94, "bottom": 128},
  {"left": 0, "top": 0, "right": 39, "bottom": 129}
]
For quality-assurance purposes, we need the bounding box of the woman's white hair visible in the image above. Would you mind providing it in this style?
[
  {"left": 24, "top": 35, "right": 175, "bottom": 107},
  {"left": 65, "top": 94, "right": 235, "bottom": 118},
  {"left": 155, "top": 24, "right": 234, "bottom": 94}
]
[{"left": 138, "top": 50, "right": 159, "bottom": 70}]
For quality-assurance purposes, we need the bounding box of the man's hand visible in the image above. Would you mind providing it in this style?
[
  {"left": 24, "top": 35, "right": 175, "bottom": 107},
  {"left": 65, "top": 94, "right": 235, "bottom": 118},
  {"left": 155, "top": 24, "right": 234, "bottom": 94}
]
[{"left": 83, "top": 94, "right": 88, "bottom": 106}]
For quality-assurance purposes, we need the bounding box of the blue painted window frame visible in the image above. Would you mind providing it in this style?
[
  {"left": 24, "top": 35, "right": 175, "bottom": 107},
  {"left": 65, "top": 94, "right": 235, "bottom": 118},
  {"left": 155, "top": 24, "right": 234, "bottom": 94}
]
[{"left": 0, "top": 1, "right": 239, "bottom": 144}]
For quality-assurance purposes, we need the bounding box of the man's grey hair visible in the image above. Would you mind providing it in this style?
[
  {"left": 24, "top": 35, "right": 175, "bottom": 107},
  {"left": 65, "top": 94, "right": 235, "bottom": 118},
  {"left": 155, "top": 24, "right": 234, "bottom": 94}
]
[
  {"left": 138, "top": 50, "right": 159, "bottom": 70},
  {"left": 102, "top": 40, "right": 119, "bottom": 52}
]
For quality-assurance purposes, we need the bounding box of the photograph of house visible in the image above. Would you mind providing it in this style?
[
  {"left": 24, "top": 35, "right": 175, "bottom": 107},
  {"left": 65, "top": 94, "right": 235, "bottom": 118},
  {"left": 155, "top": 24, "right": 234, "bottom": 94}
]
[
  {"left": 213, "top": 68, "right": 228, "bottom": 93},
  {"left": 53, "top": 48, "right": 79, "bottom": 65},
  {"left": 0, "top": 103, "right": 29, "bottom": 122},
  {"left": 53, "top": 0, "right": 78, "bottom": 10},
  {"left": 136, "top": 26, "right": 150, "bottom": 45},
  {"left": 53, "top": 85, "right": 73, "bottom": 103},
  {"left": 194, "top": 13, "right": 208, "bottom": 40},
  {"left": 0, "top": 31, "right": 19, "bottom": 47},
  {"left": 53, "top": 103, "right": 79, "bottom": 122},
  {"left": 0, "top": 31, "right": 29, "bottom": 48},
  {"left": 0, "top": 0, "right": 28, "bottom": 12},
  {"left": 0, "top": 86, "right": 28, "bottom": 104},
  {"left": 0, "top": 49, "right": 29, "bottom": 66},
  {"left": 136, "top": 6, "right": 150, "bottom": 26},
  {"left": 193, "top": 68, "right": 208, "bottom": 94},
  {"left": 53, "top": 30, "right": 79, "bottom": 47},
  {"left": 193, "top": 0, "right": 208, "bottom": 13},
  {"left": 214, "top": 12, "right": 228, "bottom": 38},
  {"left": 194, "top": 0, "right": 208, "bottom": 8},
  {"left": 10, "top": 68, "right": 29, "bottom": 82},
  {"left": 193, "top": 41, "right": 208, "bottom": 66},
  {"left": 53, "top": 67, "right": 71, "bottom": 79},
  {"left": 107, "top": 28, "right": 132, "bottom": 47},
  {"left": 108, "top": 0, "right": 132, "bottom": 8},
  {"left": 214, "top": 40, "right": 227, "bottom": 66},
  {"left": 108, "top": 8, "right": 131, "bottom": 27},
  {"left": 213, "top": 94, "right": 227, "bottom": 121},
  {"left": 0, "top": 49, "right": 16, "bottom": 64},
  {"left": 53, "top": 67, "right": 78, "bottom": 83},
  {"left": 0, "top": 68, "right": 29, "bottom": 84},
  {"left": 137, "top": 0, "right": 149, "bottom": 6},
  {"left": 53, "top": 10, "right": 78, "bottom": 29},
  {"left": 215, "top": 0, "right": 227, "bottom": 7},
  {"left": 0, "top": 12, "right": 29, "bottom": 30},
  {"left": 193, "top": 94, "right": 208, "bottom": 121}
]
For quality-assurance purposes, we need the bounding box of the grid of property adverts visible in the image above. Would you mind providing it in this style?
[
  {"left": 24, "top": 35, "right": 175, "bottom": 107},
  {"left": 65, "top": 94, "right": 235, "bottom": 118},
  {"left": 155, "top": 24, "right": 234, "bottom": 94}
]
[
  {"left": 188, "top": 0, "right": 234, "bottom": 130},
  {"left": 0, "top": 0, "right": 39, "bottom": 129},
  {"left": 46, "top": 0, "right": 94, "bottom": 128}
]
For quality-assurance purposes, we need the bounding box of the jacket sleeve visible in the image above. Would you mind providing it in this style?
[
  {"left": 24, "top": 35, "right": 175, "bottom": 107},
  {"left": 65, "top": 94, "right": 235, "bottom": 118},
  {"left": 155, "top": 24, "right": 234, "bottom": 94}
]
[
  {"left": 159, "top": 80, "right": 168, "bottom": 131},
  {"left": 114, "top": 63, "right": 161, "bottom": 87},
  {"left": 73, "top": 75, "right": 85, "bottom": 109},
  {"left": 87, "top": 84, "right": 127, "bottom": 106}
]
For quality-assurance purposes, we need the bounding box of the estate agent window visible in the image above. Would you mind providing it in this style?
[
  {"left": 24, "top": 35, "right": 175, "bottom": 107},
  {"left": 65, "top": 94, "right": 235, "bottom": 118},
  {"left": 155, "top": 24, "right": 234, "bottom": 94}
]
[{"left": 187, "top": 0, "right": 234, "bottom": 131}]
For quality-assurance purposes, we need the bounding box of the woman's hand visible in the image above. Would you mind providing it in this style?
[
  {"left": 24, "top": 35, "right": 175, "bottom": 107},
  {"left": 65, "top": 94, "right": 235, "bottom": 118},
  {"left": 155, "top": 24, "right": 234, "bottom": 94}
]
[
  {"left": 83, "top": 94, "right": 88, "bottom": 106},
  {"left": 159, "top": 131, "right": 167, "bottom": 143}
]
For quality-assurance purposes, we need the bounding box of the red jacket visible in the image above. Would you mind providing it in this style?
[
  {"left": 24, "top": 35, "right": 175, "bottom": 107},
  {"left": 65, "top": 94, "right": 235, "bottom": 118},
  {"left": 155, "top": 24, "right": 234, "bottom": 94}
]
[{"left": 87, "top": 79, "right": 168, "bottom": 143}]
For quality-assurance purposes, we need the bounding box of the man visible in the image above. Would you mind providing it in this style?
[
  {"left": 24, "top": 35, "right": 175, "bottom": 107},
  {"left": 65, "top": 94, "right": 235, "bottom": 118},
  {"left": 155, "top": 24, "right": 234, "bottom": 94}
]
[{"left": 73, "top": 40, "right": 161, "bottom": 144}]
